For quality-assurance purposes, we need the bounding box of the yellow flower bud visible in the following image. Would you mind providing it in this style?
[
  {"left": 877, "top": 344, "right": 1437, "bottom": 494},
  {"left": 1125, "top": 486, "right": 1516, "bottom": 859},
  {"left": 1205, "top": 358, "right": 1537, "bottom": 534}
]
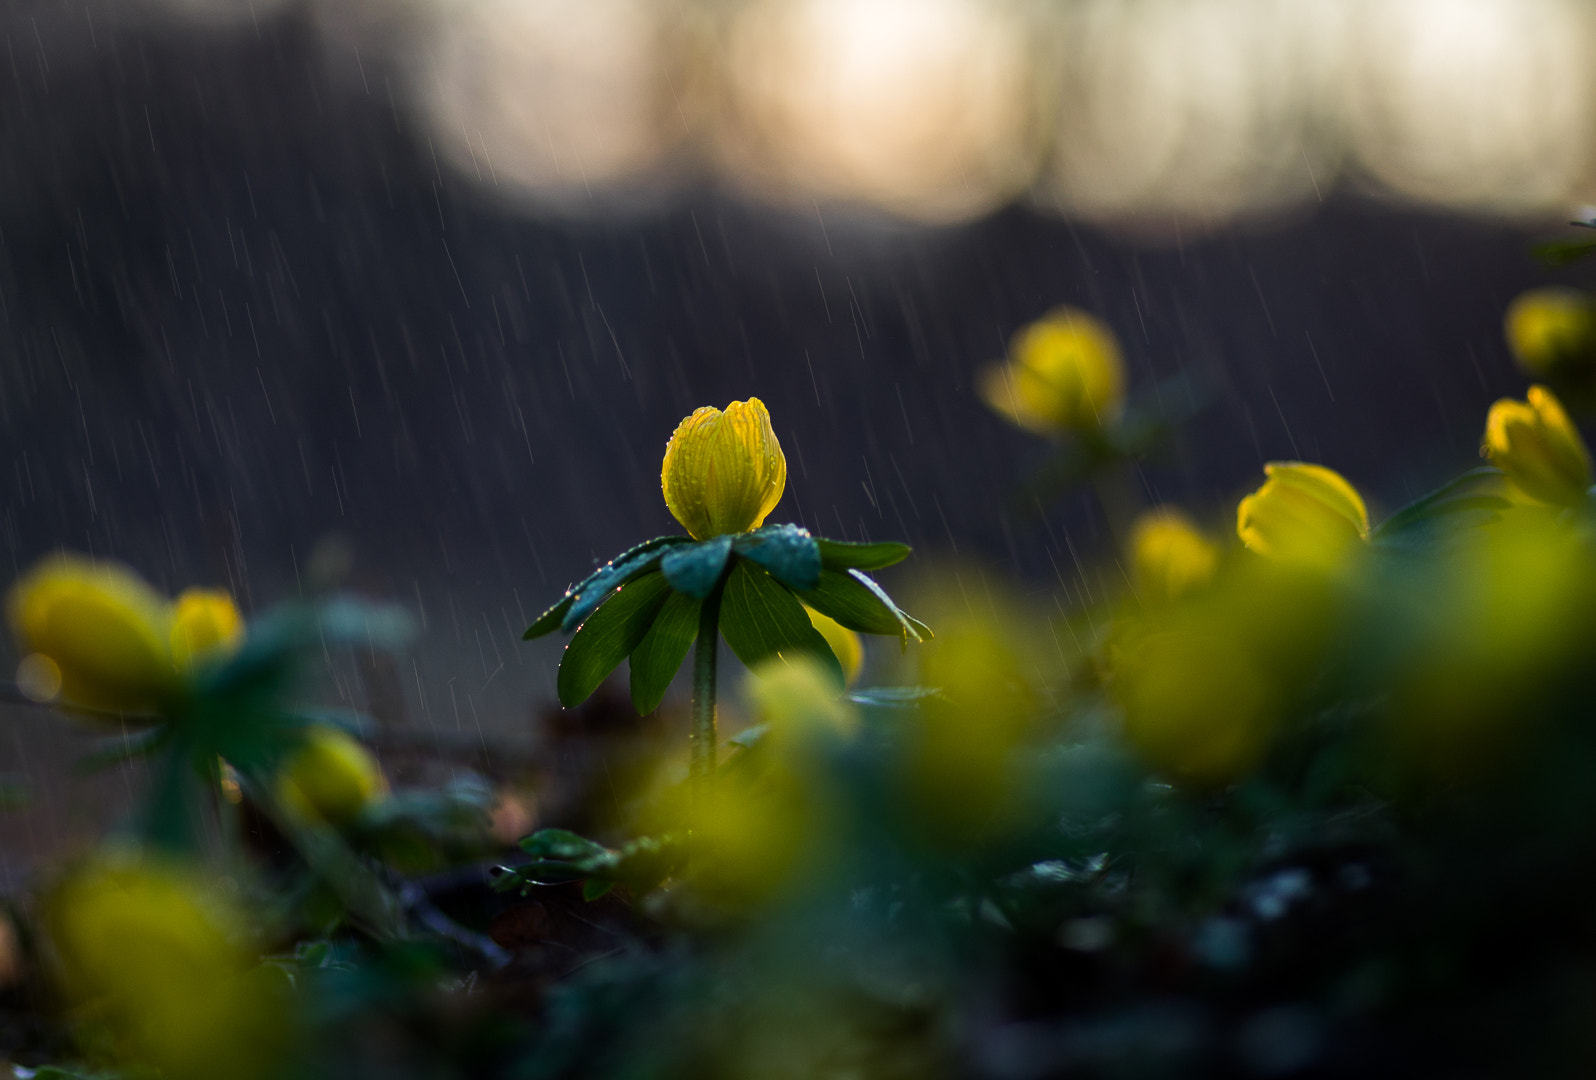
[
  {"left": 6, "top": 555, "right": 177, "bottom": 713},
  {"left": 170, "top": 588, "right": 245, "bottom": 672},
  {"left": 46, "top": 854, "right": 286, "bottom": 1080},
  {"left": 276, "top": 726, "right": 386, "bottom": 825},
  {"left": 1481, "top": 385, "right": 1593, "bottom": 506},
  {"left": 1236, "top": 462, "right": 1369, "bottom": 567},
  {"left": 1505, "top": 287, "right": 1596, "bottom": 377},
  {"left": 1129, "top": 509, "right": 1218, "bottom": 603},
  {"left": 978, "top": 307, "right": 1125, "bottom": 435},
  {"left": 661, "top": 398, "right": 788, "bottom": 540},
  {"left": 804, "top": 604, "right": 863, "bottom": 685}
]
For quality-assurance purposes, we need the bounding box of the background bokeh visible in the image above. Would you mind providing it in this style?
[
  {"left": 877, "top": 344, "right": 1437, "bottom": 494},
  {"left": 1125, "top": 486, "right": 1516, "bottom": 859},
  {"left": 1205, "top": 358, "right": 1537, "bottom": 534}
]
[{"left": 1, "top": 0, "right": 1589, "bottom": 869}]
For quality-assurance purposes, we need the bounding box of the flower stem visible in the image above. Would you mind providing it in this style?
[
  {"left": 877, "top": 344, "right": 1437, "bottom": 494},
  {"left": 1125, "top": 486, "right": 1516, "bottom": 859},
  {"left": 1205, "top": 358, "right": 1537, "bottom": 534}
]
[{"left": 690, "top": 581, "right": 724, "bottom": 795}]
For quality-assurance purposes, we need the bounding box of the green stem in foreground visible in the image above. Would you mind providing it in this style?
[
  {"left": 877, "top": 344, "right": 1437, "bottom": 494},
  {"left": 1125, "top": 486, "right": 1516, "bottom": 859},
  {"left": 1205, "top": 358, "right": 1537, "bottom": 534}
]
[{"left": 690, "top": 580, "right": 725, "bottom": 794}]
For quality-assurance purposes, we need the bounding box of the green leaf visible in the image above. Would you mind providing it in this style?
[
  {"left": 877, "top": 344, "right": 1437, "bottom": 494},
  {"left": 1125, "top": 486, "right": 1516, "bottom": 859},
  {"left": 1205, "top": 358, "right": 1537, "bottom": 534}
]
[
  {"left": 815, "top": 537, "right": 912, "bottom": 571},
  {"left": 661, "top": 535, "right": 735, "bottom": 598},
  {"left": 629, "top": 590, "right": 701, "bottom": 714},
  {"left": 847, "top": 685, "right": 941, "bottom": 707},
  {"left": 846, "top": 569, "right": 932, "bottom": 645},
  {"left": 317, "top": 596, "right": 417, "bottom": 649},
  {"left": 557, "top": 572, "right": 674, "bottom": 707},
  {"left": 727, "top": 723, "right": 769, "bottom": 749},
  {"left": 799, "top": 568, "right": 931, "bottom": 646},
  {"left": 718, "top": 562, "right": 844, "bottom": 684},
  {"left": 1372, "top": 467, "right": 1512, "bottom": 544},
  {"left": 525, "top": 536, "right": 690, "bottom": 639},
  {"left": 735, "top": 524, "right": 822, "bottom": 590},
  {"left": 582, "top": 879, "right": 616, "bottom": 901},
  {"left": 798, "top": 568, "right": 907, "bottom": 636},
  {"left": 560, "top": 537, "right": 692, "bottom": 633},
  {"left": 521, "top": 827, "right": 611, "bottom": 862},
  {"left": 523, "top": 595, "right": 573, "bottom": 640}
]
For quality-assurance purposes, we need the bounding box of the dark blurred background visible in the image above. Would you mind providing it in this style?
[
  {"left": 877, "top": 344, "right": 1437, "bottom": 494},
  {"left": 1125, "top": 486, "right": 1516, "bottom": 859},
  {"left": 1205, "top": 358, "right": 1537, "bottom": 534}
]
[{"left": 0, "top": 0, "right": 1588, "bottom": 864}]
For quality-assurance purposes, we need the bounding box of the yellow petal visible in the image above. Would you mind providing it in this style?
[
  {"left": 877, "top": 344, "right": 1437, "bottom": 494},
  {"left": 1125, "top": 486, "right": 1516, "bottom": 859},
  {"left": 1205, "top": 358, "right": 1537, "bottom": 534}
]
[
  {"left": 661, "top": 398, "right": 787, "bottom": 539},
  {"left": 1482, "top": 385, "right": 1593, "bottom": 506},
  {"left": 1236, "top": 462, "right": 1368, "bottom": 567},
  {"left": 5, "top": 555, "right": 176, "bottom": 713},
  {"left": 170, "top": 588, "right": 245, "bottom": 672}
]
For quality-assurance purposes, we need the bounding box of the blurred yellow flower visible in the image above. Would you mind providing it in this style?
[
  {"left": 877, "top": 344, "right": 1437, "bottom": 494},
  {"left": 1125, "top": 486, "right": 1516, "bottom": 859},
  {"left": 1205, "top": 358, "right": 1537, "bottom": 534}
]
[
  {"left": 1505, "top": 287, "right": 1596, "bottom": 378},
  {"left": 7, "top": 556, "right": 247, "bottom": 714},
  {"left": 661, "top": 398, "right": 788, "bottom": 540},
  {"left": 979, "top": 307, "right": 1125, "bottom": 435},
  {"left": 899, "top": 604, "right": 1043, "bottom": 844},
  {"left": 1481, "top": 385, "right": 1593, "bottom": 506},
  {"left": 46, "top": 854, "right": 286, "bottom": 1080},
  {"left": 6, "top": 556, "right": 178, "bottom": 713},
  {"left": 1236, "top": 462, "right": 1369, "bottom": 567},
  {"left": 1129, "top": 509, "right": 1218, "bottom": 603},
  {"left": 804, "top": 604, "right": 863, "bottom": 685},
  {"left": 276, "top": 726, "right": 386, "bottom": 825},
  {"left": 1390, "top": 511, "right": 1591, "bottom": 774},
  {"left": 1115, "top": 627, "right": 1275, "bottom": 785},
  {"left": 170, "top": 588, "right": 245, "bottom": 672},
  {"left": 745, "top": 653, "right": 856, "bottom": 743}
]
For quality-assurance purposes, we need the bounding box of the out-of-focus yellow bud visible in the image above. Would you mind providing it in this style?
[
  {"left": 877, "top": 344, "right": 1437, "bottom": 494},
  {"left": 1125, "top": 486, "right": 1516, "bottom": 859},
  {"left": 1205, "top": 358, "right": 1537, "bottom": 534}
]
[
  {"left": 1236, "top": 462, "right": 1369, "bottom": 568},
  {"left": 803, "top": 605, "right": 863, "bottom": 685},
  {"left": 745, "top": 653, "right": 856, "bottom": 744},
  {"left": 1390, "top": 511, "right": 1591, "bottom": 774},
  {"left": 6, "top": 556, "right": 177, "bottom": 713},
  {"left": 170, "top": 588, "right": 245, "bottom": 671},
  {"left": 682, "top": 768, "right": 819, "bottom": 908},
  {"left": 46, "top": 855, "right": 286, "bottom": 1080},
  {"left": 1130, "top": 509, "right": 1218, "bottom": 603},
  {"left": 1481, "top": 385, "right": 1593, "bottom": 507},
  {"left": 1110, "top": 557, "right": 1339, "bottom": 786},
  {"left": 978, "top": 307, "right": 1125, "bottom": 435},
  {"left": 902, "top": 610, "right": 1043, "bottom": 844},
  {"left": 276, "top": 726, "right": 386, "bottom": 825},
  {"left": 660, "top": 398, "right": 787, "bottom": 540},
  {"left": 1114, "top": 627, "right": 1275, "bottom": 785},
  {"left": 1505, "top": 288, "right": 1596, "bottom": 378}
]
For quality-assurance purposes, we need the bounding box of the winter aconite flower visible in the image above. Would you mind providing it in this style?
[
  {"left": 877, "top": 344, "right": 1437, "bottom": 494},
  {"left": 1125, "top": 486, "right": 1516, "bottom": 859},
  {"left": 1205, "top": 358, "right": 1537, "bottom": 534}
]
[
  {"left": 979, "top": 307, "right": 1125, "bottom": 435},
  {"left": 1505, "top": 288, "right": 1596, "bottom": 379},
  {"left": 1481, "top": 385, "right": 1593, "bottom": 506},
  {"left": 1130, "top": 509, "right": 1218, "bottom": 603},
  {"left": 6, "top": 556, "right": 243, "bottom": 714},
  {"left": 276, "top": 726, "right": 386, "bottom": 825},
  {"left": 46, "top": 854, "right": 287, "bottom": 1080},
  {"left": 661, "top": 398, "right": 788, "bottom": 539},
  {"left": 1236, "top": 462, "right": 1369, "bottom": 567}
]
